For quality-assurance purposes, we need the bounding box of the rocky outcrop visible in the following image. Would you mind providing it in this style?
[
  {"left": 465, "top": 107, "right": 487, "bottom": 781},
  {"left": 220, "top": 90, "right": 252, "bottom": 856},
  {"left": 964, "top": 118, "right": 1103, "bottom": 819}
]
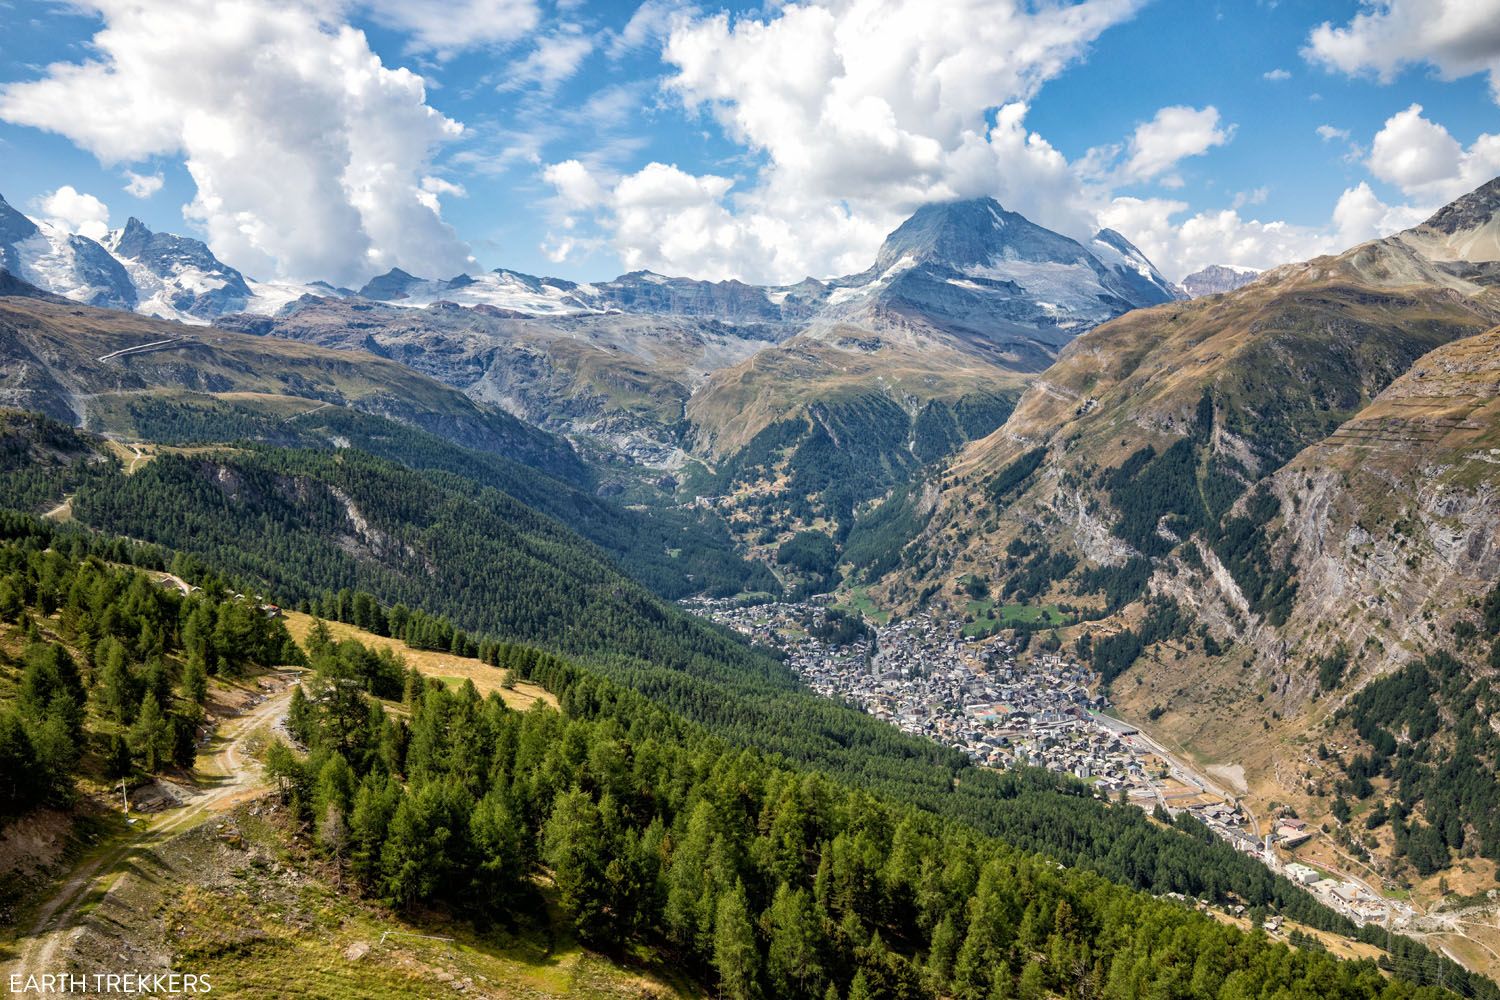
[
  {"left": 1265, "top": 326, "right": 1500, "bottom": 686},
  {"left": 103, "top": 218, "right": 254, "bottom": 319},
  {"left": 1179, "top": 264, "right": 1260, "bottom": 298}
]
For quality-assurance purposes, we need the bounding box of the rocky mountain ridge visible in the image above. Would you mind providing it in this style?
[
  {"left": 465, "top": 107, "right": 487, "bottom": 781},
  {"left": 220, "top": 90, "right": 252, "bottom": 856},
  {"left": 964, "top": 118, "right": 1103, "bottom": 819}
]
[
  {"left": 0, "top": 193, "right": 332, "bottom": 322},
  {"left": 861, "top": 176, "right": 1500, "bottom": 888},
  {"left": 216, "top": 198, "right": 1178, "bottom": 478},
  {"left": 1179, "top": 263, "right": 1261, "bottom": 297},
  {"left": 3, "top": 189, "right": 1178, "bottom": 339}
]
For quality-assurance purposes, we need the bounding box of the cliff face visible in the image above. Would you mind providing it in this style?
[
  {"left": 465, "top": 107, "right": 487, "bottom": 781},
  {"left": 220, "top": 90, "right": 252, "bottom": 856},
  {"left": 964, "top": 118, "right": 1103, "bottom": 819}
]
[
  {"left": 1179, "top": 264, "right": 1260, "bottom": 298},
  {"left": 1270, "top": 327, "right": 1500, "bottom": 678},
  {"left": 872, "top": 181, "right": 1500, "bottom": 761}
]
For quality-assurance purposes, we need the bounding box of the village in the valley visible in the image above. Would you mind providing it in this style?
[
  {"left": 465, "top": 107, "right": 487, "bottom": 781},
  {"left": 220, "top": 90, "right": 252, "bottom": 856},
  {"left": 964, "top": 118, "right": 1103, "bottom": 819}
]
[{"left": 685, "top": 596, "right": 1415, "bottom": 931}]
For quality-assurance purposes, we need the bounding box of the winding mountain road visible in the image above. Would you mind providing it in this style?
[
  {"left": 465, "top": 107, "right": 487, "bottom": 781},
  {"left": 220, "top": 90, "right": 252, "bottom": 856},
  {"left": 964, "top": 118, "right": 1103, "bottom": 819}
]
[{"left": 1, "top": 676, "right": 297, "bottom": 983}]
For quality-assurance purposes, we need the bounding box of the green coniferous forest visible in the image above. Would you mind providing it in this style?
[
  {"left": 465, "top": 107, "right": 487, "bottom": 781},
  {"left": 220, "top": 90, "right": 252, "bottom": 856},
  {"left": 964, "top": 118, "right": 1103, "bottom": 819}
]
[
  {"left": 0, "top": 517, "right": 1478, "bottom": 999},
  {"left": 0, "top": 417, "right": 1493, "bottom": 999}
]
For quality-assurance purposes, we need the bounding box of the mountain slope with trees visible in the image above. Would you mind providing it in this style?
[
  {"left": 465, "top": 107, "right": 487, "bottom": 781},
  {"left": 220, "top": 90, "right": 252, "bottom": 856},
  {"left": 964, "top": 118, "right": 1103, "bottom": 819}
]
[{"left": 872, "top": 177, "right": 1500, "bottom": 889}]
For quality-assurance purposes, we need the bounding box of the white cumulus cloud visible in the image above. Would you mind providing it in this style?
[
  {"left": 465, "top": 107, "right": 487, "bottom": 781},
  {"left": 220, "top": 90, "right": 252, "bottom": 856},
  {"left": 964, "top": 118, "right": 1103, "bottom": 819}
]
[
  {"left": 1304, "top": 0, "right": 1500, "bottom": 103},
  {"left": 33, "top": 186, "right": 112, "bottom": 241},
  {"left": 1367, "top": 103, "right": 1500, "bottom": 203},
  {"left": 123, "top": 170, "right": 164, "bottom": 199},
  {"left": 1117, "top": 105, "right": 1233, "bottom": 183},
  {"left": 546, "top": 0, "right": 1143, "bottom": 283},
  {"left": 1098, "top": 179, "right": 1429, "bottom": 281},
  {"left": 1099, "top": 196, "right": 1331, "bottom": 279},
  {"left": 363, "top": 0, "right": 541, "bottom": 56},
  {"left": 543, "top": 159, "right": 608, "bottom": 209},
  {"left": 0, "top": 0, "right": 474, "bottom": 285},
  {"left": 1331, "top": 180, "right": 1429, "bottom": 245}
]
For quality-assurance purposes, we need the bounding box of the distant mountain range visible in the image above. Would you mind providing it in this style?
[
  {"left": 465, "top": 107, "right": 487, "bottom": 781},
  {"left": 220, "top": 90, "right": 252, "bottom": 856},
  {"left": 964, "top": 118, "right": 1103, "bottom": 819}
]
[
  {"left": 356, "top": 197, "right": 1183, "bottom": 335},
  {"left": 2, "top": 187, "right": 1191, "bottom": 569},
  {"left": 213, "top": 198, "right": 1181, "bottom": 538},
  {"left": 1, "top": 190, "right": 1179, "bottom": 333},
  {"left": 0, "top": 193, "right": 326, "bottom": 321},
  {"left": 1178, "top": 263, "right": 1261, "bottom": 297}
]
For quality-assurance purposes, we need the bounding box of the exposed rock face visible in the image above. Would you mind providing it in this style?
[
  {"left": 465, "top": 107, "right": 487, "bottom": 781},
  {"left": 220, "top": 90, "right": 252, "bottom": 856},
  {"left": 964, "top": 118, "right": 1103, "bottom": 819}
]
[
  {"left": 103, "top": 218, "right": 254, "bottom": 319},
  {"left": 1179, "top": 264, "right": 1260, "bottom": 298},
  {"left": 896, "top": 177, "right": 1500, "bottom": 690},
  {"left": 219, "top": 298, "right": 782, "bottom": 466},
  {"left": 0, "top": 193, "right": 40, "bottom": 272},
  {"left": 1268, "top": 326, "right": 1500, "bottom": 682},
  {"left": 1409, "top": 177, "right": 1500, "bottom": 239},
  {"left": 0, "top": 194, "right": 136, "bottom": 310},
  {"left": 1395, "top": 176, "right": 1500, "bottom": 265},
  {"left": 595, "top": 271, "right": 823, "bottom": 323}
]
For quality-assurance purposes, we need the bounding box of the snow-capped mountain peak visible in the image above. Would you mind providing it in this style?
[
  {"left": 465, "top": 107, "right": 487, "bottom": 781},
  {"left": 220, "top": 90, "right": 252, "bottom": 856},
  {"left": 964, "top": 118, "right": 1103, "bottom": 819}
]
[
  {"left": 100, "top": 216, "right": 255, "bottom": 321},
  {"left": 0, "top": 195, "right": 341, "bottom": 323},
  {"left": 818, "top": 197, "right": 1181, "bottom": 348},
  {"left": 0, "top": 193, "right": 136, "bottom": 310},
  {"left": 1, "top": 189, "right": 1181, "bottom": 346}
]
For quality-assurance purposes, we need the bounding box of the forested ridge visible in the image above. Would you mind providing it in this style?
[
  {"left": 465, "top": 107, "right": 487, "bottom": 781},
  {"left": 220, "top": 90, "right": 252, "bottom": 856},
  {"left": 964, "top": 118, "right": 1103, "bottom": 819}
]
[
  {"left": 0, "top": 410, "right": 1493, "bottom": 997},
  {"left": 0, "top": 513, "right": 300, "bottom": 822},
  {"left": 1327, "top": 583, "right": 1500, "bottom": 879},
  {"left": 99, "top": 395, "right": 776, "bottom": 600},
  {"left": 0, "top": 411, "right": 119, "bottom": 515},
  {"left": 701, "top": 388, "right": 1013, "bottom": 538},
  {"left": 265, "top": 621, "right": 1469, "bottom": 1000}
]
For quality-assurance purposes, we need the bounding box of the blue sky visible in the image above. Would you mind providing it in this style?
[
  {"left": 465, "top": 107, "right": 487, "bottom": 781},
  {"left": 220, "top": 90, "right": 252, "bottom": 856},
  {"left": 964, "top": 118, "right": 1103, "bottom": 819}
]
[{"left": 1, "top": 0, "right": 1497, "bottom": 285}]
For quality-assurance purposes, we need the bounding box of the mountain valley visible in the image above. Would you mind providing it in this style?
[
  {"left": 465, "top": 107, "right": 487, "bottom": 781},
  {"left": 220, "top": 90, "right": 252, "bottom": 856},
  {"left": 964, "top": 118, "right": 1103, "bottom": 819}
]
[
  {"left": 860, "top": 179, "right": 1500, "bottom": 915},
  {"left": 5, "top": 175, "right": 1500, "bottom": 997}
]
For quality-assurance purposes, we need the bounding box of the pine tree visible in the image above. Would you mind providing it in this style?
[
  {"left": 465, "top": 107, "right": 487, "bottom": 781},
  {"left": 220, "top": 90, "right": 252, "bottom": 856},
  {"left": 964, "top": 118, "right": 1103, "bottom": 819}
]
[
  {"left": 181, "top": 656, "right": 207, "bottom": 705},
  {"left": 97, "top": 640, "right": 137, "bottom": 724},
  {"left": 767, "top": 883, "right": 824, "bottom": 997},
  {"left": 315, "top": 752, "right": 356, "bottom": 818},
  {"left": 171, "top": 708, "right": 200, "bottom": 769},
  {"left": 1018, "top": 960, "right": 1044, "bottom": 1000},
  {"left": 288, "top": 684, "right": 313, "bottom": 744},
  {"left": 0, "top": 711, "right": 39, "bottom": 815},
  {"left": 713, "top": 879, "right": 760, "bottom": 1000},
  {"left": 925, "top": 913, "right": 959, "bottom": 987},
  {"left": 104, "top": 732, "right": 133, "bottom": 781},
  {"left": 542, "top": 786, "right": 608, "bottom": 941},
  {"left": 129, "top": 692, "right": 172, "bottom": 773}
]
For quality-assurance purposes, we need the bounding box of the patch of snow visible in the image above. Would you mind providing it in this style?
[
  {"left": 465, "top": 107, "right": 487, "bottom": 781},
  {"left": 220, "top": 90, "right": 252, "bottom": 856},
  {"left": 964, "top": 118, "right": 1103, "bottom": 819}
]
[
  {"left": 13, "top": 226, "right": 119, "bottom": 305},
  {"left": 132, "top": 291, "right": 207, "bottom": 325},
  {"left": 967, "top": 259, "right": 1110, "bottom": 319},
  {"left": 381, "top": 271, "right": 603, "bottom": 315},
  {"left": 828, "top": 254, "right": 918, "bottom": 305},
  {"left": 243, "top": 279, "right": 329, "bottom": 315}
]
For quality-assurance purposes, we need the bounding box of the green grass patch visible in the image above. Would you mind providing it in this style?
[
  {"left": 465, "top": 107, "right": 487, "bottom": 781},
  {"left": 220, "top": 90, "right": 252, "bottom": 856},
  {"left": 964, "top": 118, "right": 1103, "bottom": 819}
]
[
  {"left": 963, "top": 602, "right": 1066, "bottom": 637},
  {"left": 835, "top": 585, "right": 891, "bottom": 625}
]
